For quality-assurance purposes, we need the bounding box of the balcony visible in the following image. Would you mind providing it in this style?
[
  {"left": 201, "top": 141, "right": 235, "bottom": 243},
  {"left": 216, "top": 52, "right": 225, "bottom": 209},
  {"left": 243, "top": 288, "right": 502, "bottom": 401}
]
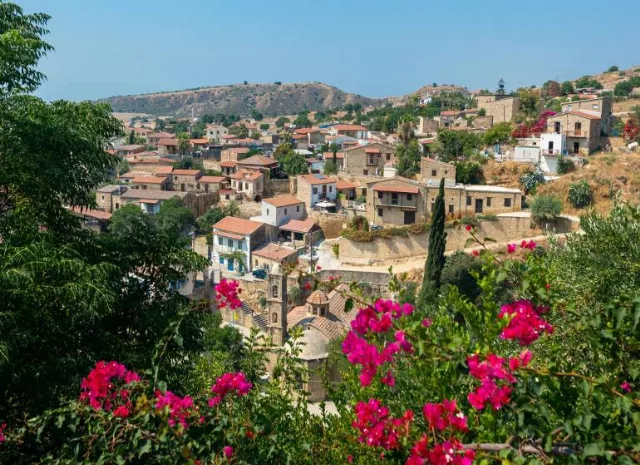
[{"left": 374, "top": 198, "right": 417, "bottom": 210}]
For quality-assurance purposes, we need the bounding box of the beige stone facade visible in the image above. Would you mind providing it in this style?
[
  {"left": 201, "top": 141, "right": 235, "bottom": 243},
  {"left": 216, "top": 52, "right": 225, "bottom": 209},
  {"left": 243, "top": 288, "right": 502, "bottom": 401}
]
[
  {"left": 229, "top": 170, "right": 264, "bottom": 199},
  {"left": 419, "top": 158, "right": 456, "bottom": 186},
  {"left": 365, "top": 177, "right": 428, "bottom": 226},
  {"left": 473, "top": 115, "right": 494, "bottom": 129},
  {"left": 416, "top": 117, "right": 439, "bottom": 135},
  {"left": 220, "top": 147, "right": 250, "bottom": 162},
  {"left": 546, "top": 112, "right": 601, "bottom": 154},
  {"left": 479, "top": 97, "right": 520, "bottom": 124},
  {"left": 341, "top": 142, "right": 395, "bottom": 176},
  {"left": 561, "top": 97, "right": 613, "bottom": 135},
  {"left": 171, "top": 169, "right": 203, "bottom": 192}
]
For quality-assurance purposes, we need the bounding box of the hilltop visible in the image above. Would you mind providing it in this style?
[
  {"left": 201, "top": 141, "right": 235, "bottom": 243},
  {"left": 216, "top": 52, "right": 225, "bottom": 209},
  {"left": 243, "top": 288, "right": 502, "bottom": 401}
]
[{"left": 98, "top": 82, "right": 387, "bottom": 117}]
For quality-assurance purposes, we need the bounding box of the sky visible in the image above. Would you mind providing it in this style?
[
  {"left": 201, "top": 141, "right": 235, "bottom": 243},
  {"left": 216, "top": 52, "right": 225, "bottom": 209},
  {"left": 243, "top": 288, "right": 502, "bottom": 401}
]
[{"left": 20, "top": 0, "right": 640, "bottom": 102}]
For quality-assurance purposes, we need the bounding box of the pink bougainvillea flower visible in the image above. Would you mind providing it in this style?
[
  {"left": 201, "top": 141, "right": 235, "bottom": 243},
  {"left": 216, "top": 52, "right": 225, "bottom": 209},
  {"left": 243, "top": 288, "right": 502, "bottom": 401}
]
[
  {"left": 507, "top": 243, "right": 517, "bottom": 253},
  {"left": 223, "top": 446, "right": 234, "bottom": 458},
  {"left": 208, "top": 372, "right": 252, "bottom": 406},
  {"left": 352, "top": 399, "right": 413, "bottom": 450},
  {"left": 472, "top": 250, "right": 479, "bottom": 257},
  {"left": 316, "top": 265, "right": 322, "bottom": 270},
  {"left": 409, "top": 436, "right": 475, "bottom": 465},
  {"left": 155, "top": 390, "right": 195, "bottom": 429},
  {"left": 520, "top": 240, "right": 537, "bottom": 250},
  {"left": 621, "top": 382, "right": 632, "bottom": 393},
  {"left": 422, "top": 318, "right": 433, "bottom": 328},
  {"left": 381, "top": 371, "right": 395, "bottom": 387},
  {"left": 0, "top": 423, "right": 6, "bottom": 444},
  {"left": 422, "top": 399, "right": 468, "bottom": 432},
  {"left": 304, "top": 282, "right": 312, "bottom": 290},
  {"left": 215, "top": 279, "right": 242, "bottom": 310},
  {"left": 113, "top": 404, "right": 131, "bottom": 418},
  {"left": 347, "top": 455, "right": 354, "bottom": 463},
  {"left": 498, "top": 299, "right": 553, "bottom": 346},
  {"left": 80, "top": 361, "right": 141, "bottom": 412},
  {"left": 465, "top": 224, "right": 472, "bottom": 232}
]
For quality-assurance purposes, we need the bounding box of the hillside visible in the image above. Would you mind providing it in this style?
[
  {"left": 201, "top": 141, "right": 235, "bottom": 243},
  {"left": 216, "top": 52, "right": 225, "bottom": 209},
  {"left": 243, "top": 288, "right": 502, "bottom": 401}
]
[
  {"left": 572, "top": 65, "right": 640, "bottom": 90},
  {"left": 99, "top": 82, "right": 386, "bottom": 117}
]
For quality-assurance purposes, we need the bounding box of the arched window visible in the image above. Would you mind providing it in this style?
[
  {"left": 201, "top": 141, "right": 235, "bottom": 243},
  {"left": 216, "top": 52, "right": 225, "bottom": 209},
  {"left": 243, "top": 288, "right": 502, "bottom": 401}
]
[
  {"left": 272, "top": 285, "right": 278, "bottom": 298},
  {"left": 272, "top": 313, "right": 278, "bottom": 323}
]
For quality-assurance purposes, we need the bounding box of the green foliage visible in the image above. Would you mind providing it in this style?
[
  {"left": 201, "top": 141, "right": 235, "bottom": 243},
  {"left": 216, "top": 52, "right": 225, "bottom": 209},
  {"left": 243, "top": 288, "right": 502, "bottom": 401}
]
[
  {"left": 289, "top": 286, "right": 303, "bottom": 305},
  {"left": 324, "top": 161, "right": 338, "bottom": 175},
  {"left": 484, "top": 122, "right": 512, "bottom": 146},
  {"left": 275, "top": 141, "right": 308, "bottom": 177},
  {"left": 331, "top": 243, "right": 339, "bottom": 258},
  {"left": 530, "top": 194, "right": 563, "bottom": 222},
  {"left": 341, "top": 222, "right": 429, "bottom": 242},
  {"left": 607, "top": 65, "right": 619, "bottom": 72},
  {"left": 259, "top": 123, "right": 269, "bottom": 130},
  {"left": 436, "top": 129, "right": 483, "bottom": 162},
  {"left": 568, "top": 180, "right": 593, "bottom": 208},
  {"left": 173, "top": 157, "right": 203, "bottom": 170},
  {"left": 395, "top": 139, "right": 421, "bottom": 177},
  {"left": 460, "top": 214, "right": 479, "bottom": 227},
  {"left": 575, "top": 75, "right": 603, "bottom": 89},
  {"left": 196, "top": 203, "right": 240, "bottom": 234},
  {"left": 229, "top": 124, "right": 249, "bottom": 138},
  {"left": 477, "top": 108, "right": 486, "bottom": 117},
  {"left": 190, "top": 121, "right": 205, "bottom": 139},
  {"left": 556, "top": 155, "right": 575, "bottom": 174},
  {"left": 354, "top": 194, "right": 366, "bottom": 204},
  {"left": 176, "top": 132, "right": 190, "bottom": 155},
  {"left": 519, "top": 170, "right": 545, "bottom": 194},
  {"left": 293, "top": 111, "right": 312, "bottom": 128},
  {"left": 516, "top": 88, "right": 539, "bottom": 119},
  {"left": 418, "top": 179, "right": 446, "bottom": 306},
  {"left": 440, "top": 250, "right": 483, "bottom": 303},
  {"left": 454, "top": 160, "right": 483, "bottom": 184},
  {"left": 275, "top": 116, "right": 290, "bottom": 128},
  {"left": 560, "top": 80, "right": 575, "bottom": 95},
  {"left": 155, "top": 197, "right": 195, "bottom": 235},
  {"left": 250, "top": 109, "right": 263, "bottom": 121}
]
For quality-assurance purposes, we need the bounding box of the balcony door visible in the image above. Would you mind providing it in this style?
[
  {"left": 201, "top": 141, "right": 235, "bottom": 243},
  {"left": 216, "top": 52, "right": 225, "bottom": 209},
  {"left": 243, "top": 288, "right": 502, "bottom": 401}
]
[{"left": 475, "top": 199, "right": 483, "bottom": 214}]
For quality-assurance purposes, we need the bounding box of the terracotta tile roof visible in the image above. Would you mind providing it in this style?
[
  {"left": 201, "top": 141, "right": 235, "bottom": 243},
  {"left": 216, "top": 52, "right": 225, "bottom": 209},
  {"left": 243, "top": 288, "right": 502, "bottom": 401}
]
[
  {"left": 133, "top": 175, "right": 167, "bottom": 184},
  {"left": 221, "top": 134, "right": 237, "bottom": 139},
  {"left": 336, "top": 179, "right": 357, "bottom": 190},
  {"left": 69, "top": 206, "right": 112, "bottom": 220},
  {"left": 158, "top": 157, "right": 175, "bottom": 163},
  {"left": 343, "top": 142, "right": 394, "bottom": 153},
  {"left": 568, "top": 111, "right": 601, "bottom": 120},
  {"left": 172, "top": 169, "right": 202, "bottom": 176},
  {"left": 323, "top": 151, "right": 344, "bottom": 159},
  {"left": 263, "top": 195, "right": 304, "bottom": 208},
  {"left": 373, "top": 183, "right": 419, "bottom": 194},
  {"left": 199, "top": 175, "right": 226, "bottom": 183},
  {"left": 220, "top": 161, "right": 238, "bottom": 167},
  {"left": 279, "top": 218, "right": 319, "bottom": 234},
  {"left": 214, "top": 216, "right": 263, "bottom": 236},
  {"left": 148, "top": 132, "right": 174, "bottom": 139},
  {"left": 118, "top": 144, "right": 145, "bottom": 151},
  {"left": 364, "top": 147, "right": 381, "bottom": 154},
  {"left": 159, "top": 138, "right": 178, "bottom": 146},
  {"left": 293, "top": 134, "right": 307, "bottom": 140},
  {"left": 121, "top": 190, "right": 188, "bottom": 200},
  {"left": 307, "top": 290, "right": 329, "bottom": 305},
  {"left": 298, "top": 174, "right": 335, "bottom": 185},
  {"left": 332, "top": 124, "right": 366, "bottom": 131},
  {"left": 252, "top": 243, "right": 297, "bottom": 262},
  {"left": 155, "top": 166, "right": 174, "bottom": 175},
  {"left": 236, "top": 155, "right": 277, "bottom": 166},
  {"left": 226, "top": 147, "right": 250, "bottom": 154},
  {"left": 229, "top": 169, "right": 262, "bottom": 181},
  {"left": 119, "top": 171, "right": 137, "bottom": 178},
  {"left": 189, "top": 138, "right": 209, "bottom": 144},
  {"left": 294, "top": 127, "right": 320, "bottom": 135},
  {"left": 287, "top": 285, "right": 353, "bottom": 341}
]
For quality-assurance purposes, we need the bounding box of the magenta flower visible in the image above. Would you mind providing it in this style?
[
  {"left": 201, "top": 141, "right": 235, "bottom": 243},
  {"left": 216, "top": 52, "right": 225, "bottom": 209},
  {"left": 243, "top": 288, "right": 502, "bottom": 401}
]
[
  {"left": 80, "top": 361, "right": 140, "bottom": 412},
  {"left": 498, "top": 299, "right": 553, "bottom": 346},
  {"left": 208, "top": 372, "right": 252, "bottom": 406},
  {"left": 215, "top": 279, "right": 242, "bottom": 310},
  {"left": 223, "top": 446, "right": 234, "bottom": 458},
  {"left": 507, "top": 243, "right": 516, "bottom": 253},
  {"left": 422, "top": 318, "right": 433, "bottom": 328},
  {"left": 621, "top": 382, "right": 632, "bottom": 393}
]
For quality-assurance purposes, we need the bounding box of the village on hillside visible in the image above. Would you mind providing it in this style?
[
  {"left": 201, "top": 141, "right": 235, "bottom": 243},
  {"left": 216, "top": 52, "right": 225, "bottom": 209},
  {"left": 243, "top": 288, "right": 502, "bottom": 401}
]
[{"left": 77, "top": 71, "right": 640, "bottom": 399}]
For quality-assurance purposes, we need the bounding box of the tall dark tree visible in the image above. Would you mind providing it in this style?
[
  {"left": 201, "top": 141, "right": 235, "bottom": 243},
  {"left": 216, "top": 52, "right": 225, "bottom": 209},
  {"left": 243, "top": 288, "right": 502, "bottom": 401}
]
[
  {"left": 496, "top": 78, "right": 506, "bottom": 96},
  {"left": 332, "top": 145, "right": 337, "bottom": 165},
  {"left": 418, "top": 178, "right": 447, "bottom": 307},
  {"left": 128, "top": 129, "right": 135, "bottom": 144}
]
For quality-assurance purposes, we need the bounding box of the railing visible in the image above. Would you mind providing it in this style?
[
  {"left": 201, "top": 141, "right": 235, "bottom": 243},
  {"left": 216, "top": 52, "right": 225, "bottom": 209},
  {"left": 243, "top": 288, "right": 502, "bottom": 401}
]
[{"left": 374, "top": 198, "right": 418, "bottom": 209}]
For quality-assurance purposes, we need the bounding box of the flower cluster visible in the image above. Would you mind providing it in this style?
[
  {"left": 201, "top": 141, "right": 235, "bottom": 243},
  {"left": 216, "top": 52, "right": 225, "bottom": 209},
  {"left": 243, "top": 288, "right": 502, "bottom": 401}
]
[
  {"left": 80, "top": 361, "right": 140, "bottom": 412},
  {"left": 467, "top": 351, "right": 532, "bottom": 410},
  {"left": 342, "top": 330, "right": 413, "bottom": 386},
  {"left": 422, "top": 399, "right": 468, "bottom": 432},
  {"left": 155, "top": 390, "right": 196, "bottom": 429},
  {"left": 0, "top": 422, "right": 6, "bottom": 444},
  {"left": 352, "top": 399, "right": 413, "bottom": 450},
  {"left": 215, "top": 279, "right": 242, "bottom": 310},
  {"left": 407, "top": 437, "right": 475, "bottom": 465},
  {"left": 208, "top": 372, "right": 252, "bottom": 407},
  {"left": 498, "top": 300, "right": 553, "bottom": 346},
  {"left": 351, "top": 299, "right": 414, "bottom": 335}
]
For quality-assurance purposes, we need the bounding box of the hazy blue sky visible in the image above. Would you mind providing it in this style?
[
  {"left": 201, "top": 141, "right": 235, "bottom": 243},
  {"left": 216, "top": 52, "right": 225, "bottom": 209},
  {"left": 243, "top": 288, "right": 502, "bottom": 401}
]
[{"left": 20, "top": 0, "right": 640, "bottom": 101}]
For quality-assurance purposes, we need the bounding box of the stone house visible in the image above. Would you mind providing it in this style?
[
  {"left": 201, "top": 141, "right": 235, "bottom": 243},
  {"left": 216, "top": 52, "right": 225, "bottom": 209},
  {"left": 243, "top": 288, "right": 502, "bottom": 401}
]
[
  {"left": 251, "top": 243, "right": 298, "bottom": 271},
  {"left": 69, "top": 207, "right": 112, "bottom": 234},
  {"left": 419, "top": 158, "right": 456, "bottom": 186},
  {"left": 235, "top": 155, "right": 279, "bottom": 177},
  {"left": 561, "top": 96, "right": 613, "bottom": 136},
  {"left": 294, "top": 127, "right": 325, "bottom": 145},
  {"left": 295, "top": 174, "right": 337, "bottom": 208},
  {"left": 438, "top": 110, "right": 465, "bottom": 128},
  {"left": 96, "top": 185, "right": 127, "bottom": 211},
  {"left": 189, "top": 138, "right": 209, "bottom": 151},
  {"left": 328, "top": 124, "right": 369, "bottom": 139},
  {"left": 478, "top": 96, "right": 520, "bottom": 124},
  {"left": 158, "top": 138, "right": 178, "bottom": 155},
  {"left": 115, "top": 145, "right": 146, "bottom": 157},
  {"left": 205, "top": 124, "right": 228, "bottom": 143},
  {"left": 171, "top": 169, "right": 203, "bottom": 192},
  {"left": 229, "top": 169, "right": 264, "bottom": 200},
  {"left": 341, "top": 142, "right": 395, "bottom": 176},
  {"left": 116, "top": 190, "right": 190, "bottom": 214},
  {"left": 429, "top": 184, "right": 522, "bottom": 217},
  {"left": 131, "top": 175, "right": 170, "bottom": 191},
  {"left": 323, "top": 151, "right": 344, "bottom": 170},
  {"left": 221, "top": 147, "right": 251, "bottom": 162},
  {"left": 220, "top": 161, "right": 238, "bottom": 176},
  {"left": 416, "top": 117, "right": 439, "bottom": 135},
  {"left": 473, "top": 115, "right": 494, "bottom": 129},
  {"left": 365, "top": 177, "right": 428, "bottom": 226},
  {"left": 212, "top": 216, "right": 267, "bottom": 274},
  {"left": 546, "top": 111, "right": 601, "bottom": 154},
  {"left": 198, "top": 175, "right": 228, "bottom": 193},
  {"left": 128, "top": 158, "right": 175, "bottom": 174},
  {"left": 257, "top": 195, "right": 306, "bottom": 226},
  {"left": 147, "top": 132, "right": 174, "bottom": 147},
  {"left": 335, "top": 179, "right": 358, "bottom": 201}
]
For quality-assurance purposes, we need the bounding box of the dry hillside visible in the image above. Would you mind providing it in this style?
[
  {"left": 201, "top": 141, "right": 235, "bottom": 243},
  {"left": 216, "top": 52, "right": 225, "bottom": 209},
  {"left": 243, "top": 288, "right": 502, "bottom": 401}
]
[
  {"left": 574, "top": 66, "right": 640, "bottom": 90},
  {"left": 99, "top": 82, "right": 386, "bottom": 117}
]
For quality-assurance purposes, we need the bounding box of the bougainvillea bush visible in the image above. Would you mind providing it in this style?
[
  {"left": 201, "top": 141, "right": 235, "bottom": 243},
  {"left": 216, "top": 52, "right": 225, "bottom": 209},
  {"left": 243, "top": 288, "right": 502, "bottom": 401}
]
[{"left": 2, "top": 208, "right": 640, "bottom": 464}]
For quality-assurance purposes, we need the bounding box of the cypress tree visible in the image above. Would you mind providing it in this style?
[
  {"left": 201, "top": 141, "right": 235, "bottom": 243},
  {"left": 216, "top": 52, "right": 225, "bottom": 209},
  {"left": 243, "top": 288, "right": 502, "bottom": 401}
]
[
  {"left": 332, "top": 146, "right": 337, "bottom": 165},
  {"left": 418, "top": 177, "right": 447, "bottom": 307},
  {"left": 128, "top": 130, "right": 135, "bottom": 144}
]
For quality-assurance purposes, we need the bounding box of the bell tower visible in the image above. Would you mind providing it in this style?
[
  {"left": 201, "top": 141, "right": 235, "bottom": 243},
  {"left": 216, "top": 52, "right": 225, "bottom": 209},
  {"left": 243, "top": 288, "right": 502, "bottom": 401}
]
[{"left": 267, "top": 270, "right": 288, "bottom": 346}]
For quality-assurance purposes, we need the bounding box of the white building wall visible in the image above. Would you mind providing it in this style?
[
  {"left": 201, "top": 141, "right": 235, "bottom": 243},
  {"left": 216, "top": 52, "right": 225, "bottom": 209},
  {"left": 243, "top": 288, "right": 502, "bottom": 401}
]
[
  {"left": 513, "top": 146, "right": 540, "bottom": 163},
  {"left": 540, "top": 133, "right": 566, "bottom": 155},
  {"left": 310, "top": 183, "right": 337, "bottom": 207}
]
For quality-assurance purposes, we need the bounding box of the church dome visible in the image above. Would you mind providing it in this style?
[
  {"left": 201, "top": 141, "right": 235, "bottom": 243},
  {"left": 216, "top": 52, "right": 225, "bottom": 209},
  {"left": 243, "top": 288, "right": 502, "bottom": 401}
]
[{"left": 306, "top": 289, "right": 329, "bottom": 305}]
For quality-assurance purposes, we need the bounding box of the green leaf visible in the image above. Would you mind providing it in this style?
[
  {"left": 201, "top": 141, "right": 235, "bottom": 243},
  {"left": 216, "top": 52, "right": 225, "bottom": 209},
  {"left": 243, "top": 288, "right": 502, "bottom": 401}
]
[
  {"left": 484, "top": 236, "right": 497, "bottom": 243},
  {"left": 582, "top": 442, "right": 604, "bottom": 458},
  {"left": 633, "top": 298, "right": 640, "bottom": 329},
  {"left": 157, "top": 380, "right": 167, "bottom": 393},
  {"left": 344, "top": 298, "right": 354, "bottom": 313},
  {"left": 138, "top": 440, "right": 152, "bottom": 458},
  {"left": 173, "top": 334, "right": 183, "bottom": 347}
]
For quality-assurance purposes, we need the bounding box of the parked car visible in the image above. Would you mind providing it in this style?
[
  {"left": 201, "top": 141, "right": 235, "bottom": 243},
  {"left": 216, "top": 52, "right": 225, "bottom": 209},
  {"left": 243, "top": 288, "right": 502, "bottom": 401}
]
[{"left": 252, "top": 268, "right": 267, "bottom": 280}]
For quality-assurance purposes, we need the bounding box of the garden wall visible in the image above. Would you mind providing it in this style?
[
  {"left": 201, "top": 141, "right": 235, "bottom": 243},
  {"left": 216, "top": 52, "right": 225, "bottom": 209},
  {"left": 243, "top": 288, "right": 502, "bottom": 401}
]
[{"left": 339, "top": 214, "right": 579, "bottom": 265}]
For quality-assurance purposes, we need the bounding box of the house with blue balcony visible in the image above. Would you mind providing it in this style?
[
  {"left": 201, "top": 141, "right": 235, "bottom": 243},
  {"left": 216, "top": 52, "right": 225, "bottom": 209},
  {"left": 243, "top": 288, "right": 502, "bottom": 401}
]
[{"left": 212, "top": 216, "right": 267, "bottom": 275}]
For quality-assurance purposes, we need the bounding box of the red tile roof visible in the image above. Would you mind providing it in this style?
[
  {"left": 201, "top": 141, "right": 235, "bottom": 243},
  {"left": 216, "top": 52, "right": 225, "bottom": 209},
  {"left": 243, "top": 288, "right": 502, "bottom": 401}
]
[
  {"left": 190, "top": 138, "right": 209, "bottom": 144},
  {"left": 323, "top": 151, "right": 344, "bottom": 159},
  {"left": 69, "top": 207, "right": 112, "bottom": 220},
  {"left": 332, "top": 124, "right": 366, "bottom": 131},
  {"left": 172, "top": 169, "right": 202, "bottom": 176},
  {"left": 236, "top": 155, "right": 278, "bottom": 166},
  {"left": 298, "top": 174, "right": 335, "bottom": 185},
  {"left": 336, "top": 179, "right": 357, "bottom": 190},
  {"left": 199, "top": 175, "right": 226, "bottom": 183},
  {"left": 133, "top": 176, "right": 167, "bottom": 184},
  {"left": 220, "top": 161, "right": 238, "bottom": 167},
  {"left": 154, "top": 166, "right": 174, "bottom": 175},
  {"left": 148, "top": 132, "right": 174, "bottom": 139},
  {"left": 252, "top": 243, "right": 297, "bottom": 262},
  {"left": 568, "top": 111, "right": 601, "bottom": 120},
  {"left": 364, "top": 147, "right": 381, "bottom": 154},
  {"left": 373, "top": 184, "right": 419, "bottom": 194},
  {"left": 159, "top": 138, "right": 178, "bottom": 146},
  {"left": 279, "top": 218, "right": 319, "bottom": 234},
  {"left": 307, "top": 290, "right": 330, "bottom": 305},
  {"left": 230, "top": 169, "right": 262, "bottom": 181},
  {"left": 263, "top": 195, "right": 304, "bottom": 208},
  {"left": 294, "top": 128, "right": 320, "bottom": 135},
  {"left": 214, "top": 216, "right": 263, "bottom": 235}
]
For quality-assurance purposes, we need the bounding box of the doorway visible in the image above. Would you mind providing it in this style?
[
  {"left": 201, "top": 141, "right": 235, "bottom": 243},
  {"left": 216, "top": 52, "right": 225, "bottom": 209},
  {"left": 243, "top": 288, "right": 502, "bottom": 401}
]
[
  {"left": 554, "top": 122, "right": 561, "bottom": 133},
  {"left": 573, "top": 142, "right": 580, "bottom": 154},
  {"left": 475, "top": 199, "right": 483, "bottom": 214},
  {"left": 403, "top": 211, "right": 416, "bottom": 224},
  {"left": 227, "top": 259, "right": 234, "bottom": 272}
]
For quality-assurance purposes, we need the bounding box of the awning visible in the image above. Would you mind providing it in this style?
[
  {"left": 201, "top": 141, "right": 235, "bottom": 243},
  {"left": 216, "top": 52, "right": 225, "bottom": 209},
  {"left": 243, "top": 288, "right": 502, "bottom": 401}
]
[{"left": 316, "top": 201, "right": 336, "bottom": 208}]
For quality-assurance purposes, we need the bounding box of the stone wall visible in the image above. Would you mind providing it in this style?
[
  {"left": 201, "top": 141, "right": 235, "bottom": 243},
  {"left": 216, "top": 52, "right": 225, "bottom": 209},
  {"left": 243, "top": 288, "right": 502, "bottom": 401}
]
[
  {"left": 265, "top": 178, "right": 291, "bottom": 196},
  {"left": 481, "top": 97, "right": 520, "bottom": 124},
  {"left": 338, "top": 214, "right": 578, "bottom": 264},
  {"left": 311, "top": 211, "right": 346, "bottom": 239}
]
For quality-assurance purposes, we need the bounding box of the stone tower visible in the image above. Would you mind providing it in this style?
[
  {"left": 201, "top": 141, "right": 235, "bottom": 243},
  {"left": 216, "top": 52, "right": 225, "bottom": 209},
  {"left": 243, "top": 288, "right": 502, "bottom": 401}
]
[{"left": 267, "top": 269, "right": 288, "bottom": 346}]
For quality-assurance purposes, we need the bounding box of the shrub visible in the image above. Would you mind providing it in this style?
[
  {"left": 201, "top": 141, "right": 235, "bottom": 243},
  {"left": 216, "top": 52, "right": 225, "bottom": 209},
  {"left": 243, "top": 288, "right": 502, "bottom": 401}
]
[
  {"left": 331, "top": 243, "right": 339, "bottom": 258},
  {"left": 556, "top": 155, "right": 575, "bottom": 174},
  {"left": 258, "top": 296, "right": 267, "bottom": 308},
  {"left": 607, "top": 65, "right": 619, "bottom": 72},
  {"left": 454, "top": 160, "right": 483, "bottom": 184},
  {"left": 477, "top": 108, "right": 486, "bottom": 117},
  {"left": 355, "top": 194, "right": 366, "bottom": 204},
  {"left": 568, "top": 180, "right": 593, "bottom": 208},
  {"left": 519, "top": 170, "right": 545, "bottom": 194},
  {"left": 460, "top": 215, "right": 479, "bottom": 228},
  {"left": 441, "top": 250, "right": 483, "bottom": 303},
  {"left": 477, "top": 214, "right": 498, "bottom": 221},
  {"left": 530, "top": 195, "right": 563, "bottom": 222},
  {"left": 288, "top": 285, "right": 303, "bottom": 305}
]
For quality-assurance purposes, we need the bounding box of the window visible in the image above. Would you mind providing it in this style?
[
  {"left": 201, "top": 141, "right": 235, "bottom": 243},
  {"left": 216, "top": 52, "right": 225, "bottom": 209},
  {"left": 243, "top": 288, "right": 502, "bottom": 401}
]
[
  {"left": 218, "top": 237, "right": 223, "bottom": 246},
  {"left": 431, "top": 202, "right": 435, "bottom": 212},
  {"left": 101, "top": 195, "right": 105, "bottom": 200},
  {"left": 592, "top": 104, "right": 599, "bottom": 110},
  {"left": 466, "top": 196, "right": 472, "bottom": 206},
  {"left": 329, "top": 186, "right": 333, "bottom": 192},
  {"left": 174, "top": 176, "right": 178, "bottom": 181},
  {"left": 266, "top": 208, "right": 270, "bottom": 215},
  {"left": 391, "top": 192, "right": 398, "bottom": 205},
  {"left": 431, "top": 169, "right": 437, "bottom": 176},
  {"left": 486, "top": 197, "right": 492, "bottom": 207},
  {"left": 312, "top": 306, "right": 318, "bottom": 316},
  {"left": 244, "top": 182, "right": 248, "bottom": 190},
  {"left": 448, "top": 204, "right": 454, "bottom": 214},
  {"left": 444, "top": 170, "right": 448, "bottom": 175},
  {"left": 407, "top": 194, "right": 412, "bottom": 201},
  {"left": 255, "top": 260, "right": 258, "bottom": 266},
  {"left": 378, "top": 208, "right": 383, "bottom": 217},
  {"left": 228, "top": 239, "right": 233, "bottom": 247},
  {"left": 377, "top": 191, "right": 384, "bottom": 199},
  {"left": 386, "top": 153, "right": 391, "bottom": 161},
  {"left": 272, "top": 313, "right": 277, "bottom": 323},
  {"left": 219, "top": 257, "right": 224, "bottom": 264},
  {"left": 313, "top": 187, "right": 318, "bottom": 194},
  {"left": 567, "top": 104, "right": 572, "bottom": 111},
  {"left": 504, "top": 198, "right": 512, "bottom": 207},
  {"left": 296, "top": 205, "right": 300, "bottom": 212},
  {"left": 197, "top": 183, "right": 200, "bottom": 190},
  {"left": 272, "top": 285, "right": 278, "bottom": 298},
  {"left": 284, "top": 208, "right": 288, "bottom": 215},
  {"left": 142, "top": 185, "right": 147, "bottom": 190},
  {"left": 363, "top": 170, "right": 368, "bottom": 175}
]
